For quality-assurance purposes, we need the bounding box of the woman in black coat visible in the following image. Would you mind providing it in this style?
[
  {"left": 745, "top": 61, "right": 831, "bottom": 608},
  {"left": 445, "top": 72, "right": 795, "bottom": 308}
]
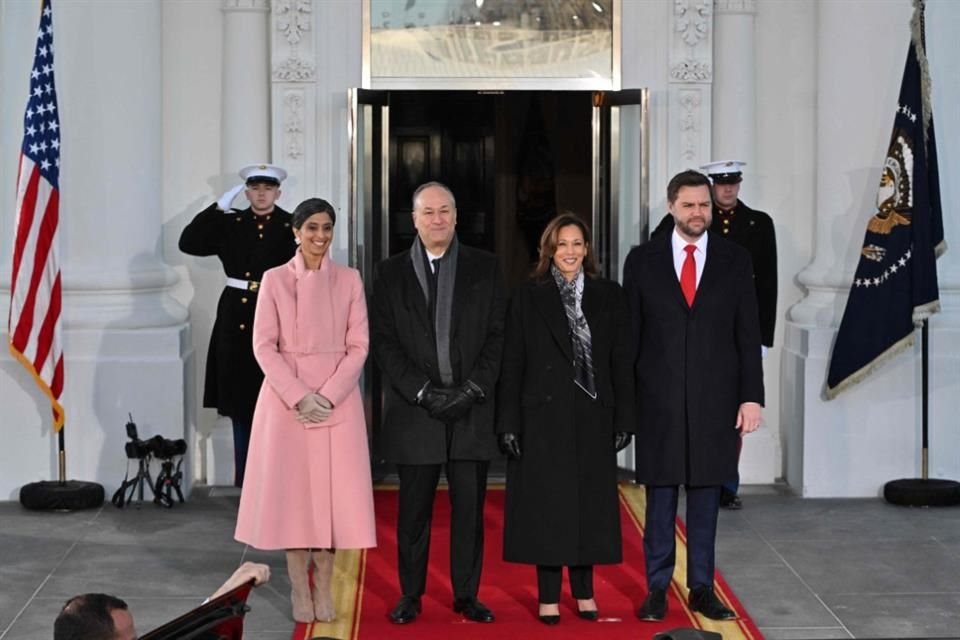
[{"left": 497, "top": 213, "right": 635, "bottom": 625}]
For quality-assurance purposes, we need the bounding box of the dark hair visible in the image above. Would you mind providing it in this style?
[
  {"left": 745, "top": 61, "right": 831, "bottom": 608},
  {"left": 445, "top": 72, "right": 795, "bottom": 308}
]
[
  {"left": 292, "top": 198, "right": 336, "bottom": 229},
  {"left": 54, "top": 593, "right": 129, "bottom": 640},
  {"left": 412, "top": 181, "right": 456, "bottom": 210},
  {"left": 666, "top": 170, "right": 712, "bottom": 204},
  {"left": 532, "top": 212, "right": 599, "bottom": 279}
]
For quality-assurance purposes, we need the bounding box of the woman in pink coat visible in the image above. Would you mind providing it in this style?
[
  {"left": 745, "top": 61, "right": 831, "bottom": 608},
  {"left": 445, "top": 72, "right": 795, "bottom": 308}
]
[{"left": 235, "top": 198, "right": 376, "bottom": 624}]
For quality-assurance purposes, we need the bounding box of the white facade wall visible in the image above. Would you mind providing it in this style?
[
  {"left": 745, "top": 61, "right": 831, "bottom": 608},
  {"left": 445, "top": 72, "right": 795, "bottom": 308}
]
[{"left": 1, "top": 0, "right": 957, "bottom": 498}]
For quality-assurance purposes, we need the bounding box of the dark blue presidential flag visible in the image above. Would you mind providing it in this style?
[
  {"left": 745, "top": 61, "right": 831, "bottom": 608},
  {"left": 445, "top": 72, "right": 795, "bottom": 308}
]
[{"left": 826, "top": 5, "right": 946, "bottom": 399}]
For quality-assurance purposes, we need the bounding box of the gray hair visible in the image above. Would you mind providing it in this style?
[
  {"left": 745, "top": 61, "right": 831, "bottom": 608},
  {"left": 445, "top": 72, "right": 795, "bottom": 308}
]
[{"left": 412, "top": 181, "right": 456, "bottom": 211}]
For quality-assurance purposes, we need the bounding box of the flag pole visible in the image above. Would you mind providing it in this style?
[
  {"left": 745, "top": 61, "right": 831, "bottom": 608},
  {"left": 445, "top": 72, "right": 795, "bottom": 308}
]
[
  {"left": 59, "top": 427, "right": 67, "bottom": 484},
  {"left": 921, "top": 320, "right": 928, "bottom": 481},
  {"left": 13, "top": 0, "right": 104, "bottom": 511},
  {"left": 882, "top": 0, "right": 958, "bottom": 507}
]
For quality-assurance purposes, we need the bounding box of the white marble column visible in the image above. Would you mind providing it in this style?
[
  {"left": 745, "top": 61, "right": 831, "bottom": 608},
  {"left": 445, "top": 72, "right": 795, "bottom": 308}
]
[
  {"left": 711, "top": 0, "right": 756, "bottom": 195},
  {"left": 204, "top": 0, "right": 273, "bottom": 485},
  {"left": 710, "top": 0, "right": 778, "bottom": 484},
  {"left": 0, "top": 0, "right": 189, "bottom": 496},
  {"left": 222, "top": 0, "right": 272, "bottom": 171},
  {"left": 783, "top": 0, "right": 960, "bottom": 496}
]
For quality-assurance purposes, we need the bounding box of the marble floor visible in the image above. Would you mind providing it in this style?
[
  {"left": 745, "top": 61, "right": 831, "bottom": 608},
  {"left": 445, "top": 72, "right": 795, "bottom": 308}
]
[{"left": 1, "top": 482, "right": 959, "bottom": 640}]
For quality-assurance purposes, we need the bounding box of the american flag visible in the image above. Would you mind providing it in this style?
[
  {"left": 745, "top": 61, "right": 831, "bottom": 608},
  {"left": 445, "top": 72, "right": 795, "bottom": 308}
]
[{"left": 8, "top": 0, "right": 65, "bottom": 430}]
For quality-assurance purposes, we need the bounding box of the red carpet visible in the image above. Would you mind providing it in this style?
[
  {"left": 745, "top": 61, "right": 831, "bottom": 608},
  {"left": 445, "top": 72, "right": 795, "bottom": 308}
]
[{"left": 295, "top": 485, "right": 763, "bottom": 640}]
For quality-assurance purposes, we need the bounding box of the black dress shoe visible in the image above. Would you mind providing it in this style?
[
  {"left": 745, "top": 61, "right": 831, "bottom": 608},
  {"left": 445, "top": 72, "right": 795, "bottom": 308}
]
[
  {"left": 637, "top": 588, "right": 667, "bottom": 621},
  {"left": 388, "top": 595, "right": 421, "bottom": 624},
  {"left": 577, "top": 609, "right": 599, "bottom": 621},
  {"left": 720, "top": 489, "right": 743, "bottom": 510},
  {"left": 539, "top": 613, "right": 561, "bottom": 625},
  {"left": 689, "top": 587, "right": 737, "bottom": 620},
  {"left": 453, "top": 597, "right": 495, "bottom": 623}
]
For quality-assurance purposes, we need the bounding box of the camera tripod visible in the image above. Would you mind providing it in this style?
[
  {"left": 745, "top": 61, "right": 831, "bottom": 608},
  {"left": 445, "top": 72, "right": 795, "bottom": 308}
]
[
  {"left": 112, "top": 455, "right": 160, "bottom": 508},
  {"left": 154, "top": 456, "right": 185, "bottom": 508}
]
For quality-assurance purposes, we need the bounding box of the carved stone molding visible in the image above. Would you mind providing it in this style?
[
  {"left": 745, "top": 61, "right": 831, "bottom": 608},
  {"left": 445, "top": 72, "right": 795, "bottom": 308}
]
[
  {"left": 222, "top": 0, "right": 270, "bottom": 11},
  {"left": 273, "top": 56, "right": 316, "bottom": 81},
  {"left": 674, "top": 0, "right": 712, "bottom": 47},
  {"left": 714, "top": 0, "right": 757, "bottom": 15},
  {"left": 670, "top": 0, "right": 713, "bottom": 86},
  {"left": 274, "top": 0, "right": 312, "bottom": 45},
  {"left": 272, "top": 0, "right": 315, "bottom": 83},
  {"left": 678, "top": 89, "right": 703, "bottom": 162},
  {"left": 282, "top": 90, "right": 305, "bottom": 160},
  {"left": 671, "top": 59, "right": 712, "bottom": 82}
]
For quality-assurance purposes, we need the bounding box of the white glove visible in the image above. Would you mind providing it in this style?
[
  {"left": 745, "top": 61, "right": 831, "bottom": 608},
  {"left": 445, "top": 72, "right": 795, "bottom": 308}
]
[
  {"left": 216, "top": 183, "right": 245, "bottom": 212},
  {"left": 296, "top": 393, "right": 333, "bottom": 423}
]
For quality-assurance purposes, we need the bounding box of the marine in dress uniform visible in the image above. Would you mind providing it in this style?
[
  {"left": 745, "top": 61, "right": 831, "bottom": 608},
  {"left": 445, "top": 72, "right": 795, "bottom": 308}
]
[
  {"left": 651, "top": 160, "right": 778, "bottom": 509},
  {"left": 179, "top": 164, "right": 297, "bottom": 486}
]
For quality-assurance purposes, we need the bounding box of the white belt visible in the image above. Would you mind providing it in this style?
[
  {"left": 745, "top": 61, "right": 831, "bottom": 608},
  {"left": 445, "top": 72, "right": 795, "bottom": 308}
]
[{"left": 225, "top": 277, "right": 260, "bottom": 292}]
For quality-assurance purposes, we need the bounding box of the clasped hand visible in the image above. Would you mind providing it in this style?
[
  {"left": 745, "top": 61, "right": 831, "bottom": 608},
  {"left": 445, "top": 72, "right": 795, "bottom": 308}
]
[
  {"left": 296, "top": 392, "right": 333, "bottom": 423},
  {"left": 419, "top": 381, "right": 483, "bottom": 423}
]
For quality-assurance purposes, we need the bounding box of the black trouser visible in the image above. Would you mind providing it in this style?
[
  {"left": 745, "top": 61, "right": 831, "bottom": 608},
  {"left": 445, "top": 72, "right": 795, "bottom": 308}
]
[
  {"left": 230, "top": 417, "right": 251, "bottom": 487},
  {"left": 536, "top": 565, "right": 594, "bottom": 603},
  {"left": 396, "top": 460, "right": 489, "bottom": 600}
]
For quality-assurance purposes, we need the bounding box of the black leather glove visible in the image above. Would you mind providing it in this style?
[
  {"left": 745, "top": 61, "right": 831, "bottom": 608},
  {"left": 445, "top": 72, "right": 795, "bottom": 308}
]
[
  {"left": 417, "top": 382, "right": 451, "bottom": 415},
  {"left": 498, "top": 433, "right": 521, "bottom": 459},
  {"left": 430, "top": 380, "right": 484, "bottom": 423},
  {"left": 614, "top": 431, "right": 633, "bottom": 452}
]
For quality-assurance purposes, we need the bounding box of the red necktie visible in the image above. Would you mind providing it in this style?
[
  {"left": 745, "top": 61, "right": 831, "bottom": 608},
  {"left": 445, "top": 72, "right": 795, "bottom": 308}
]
[{"left": 681, "top": 244, "right": 697, "bottom": 307}]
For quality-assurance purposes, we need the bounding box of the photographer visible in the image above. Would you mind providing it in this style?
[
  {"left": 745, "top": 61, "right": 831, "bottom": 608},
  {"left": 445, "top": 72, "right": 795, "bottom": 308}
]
[{"left": 53, "top": 562, "right": 270, "bottom": 640}]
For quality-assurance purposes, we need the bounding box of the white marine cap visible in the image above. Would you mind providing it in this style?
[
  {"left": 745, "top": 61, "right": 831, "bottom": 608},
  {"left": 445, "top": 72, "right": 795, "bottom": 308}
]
[
  {"left": 238, "top": 163, "right": 288, "bottom": 186},
  {"left": 699, "top": 160, "right": 746, "bottom": 184}
]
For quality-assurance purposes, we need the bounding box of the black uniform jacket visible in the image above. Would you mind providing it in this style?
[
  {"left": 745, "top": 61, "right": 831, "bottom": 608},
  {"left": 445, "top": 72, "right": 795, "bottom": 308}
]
[
  {"left": 370, "top": 242, "right": 507, "bottom": 464},
  {"left": 622, "top": 232, "right": 764, "bottom": 486},
  {"left": 497, "top": 275, "right": 635, "bottom": 566},
  {"left": 179, "top": 203, "right": 296, "bottom": 423},
  {"left": 654, "top": 200, "right": 777, "bottom": 346}
]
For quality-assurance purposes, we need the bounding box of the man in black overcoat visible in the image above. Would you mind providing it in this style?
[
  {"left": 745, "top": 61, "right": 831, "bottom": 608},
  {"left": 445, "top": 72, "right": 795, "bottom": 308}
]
[
  {"left": 370, "top": 181, "right": 507, "bottom": 625},
  {"left": 179, "top": 164, "right": 296, "bottom": 487},
  {"left": 651, "top": 160, "right": 777, "bottom": 509},
  {"left": 623, "top": 170, "right": 764, "bottom": 622}
]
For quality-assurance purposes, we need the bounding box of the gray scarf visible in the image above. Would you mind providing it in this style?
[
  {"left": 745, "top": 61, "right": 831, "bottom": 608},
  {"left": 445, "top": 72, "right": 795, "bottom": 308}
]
[
  {"left": 550, "top": 264, "right": 597, "bottom": 399},
  {"left": 411, "top": 235, "right": 458, "bottom": 386}
]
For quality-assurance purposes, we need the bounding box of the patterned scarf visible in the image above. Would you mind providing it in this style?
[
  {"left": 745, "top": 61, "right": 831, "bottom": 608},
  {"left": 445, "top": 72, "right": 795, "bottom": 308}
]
[{"left": 550, "top": 264, "right": 596, "bottom": 399}]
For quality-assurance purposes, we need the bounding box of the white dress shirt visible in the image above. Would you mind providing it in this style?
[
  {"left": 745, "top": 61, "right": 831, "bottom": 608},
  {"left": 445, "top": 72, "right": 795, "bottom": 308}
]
[{"left": 671, "top": 228, "right": 708, "bottom": 287}]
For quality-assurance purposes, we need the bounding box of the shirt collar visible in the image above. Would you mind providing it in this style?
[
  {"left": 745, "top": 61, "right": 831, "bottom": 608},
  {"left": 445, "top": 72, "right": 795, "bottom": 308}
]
[{"left": 671, "top": 227, "right": 709, "bottom": 255}]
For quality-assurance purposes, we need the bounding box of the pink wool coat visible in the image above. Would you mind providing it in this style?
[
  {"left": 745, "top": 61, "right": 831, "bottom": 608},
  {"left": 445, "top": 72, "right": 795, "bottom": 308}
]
[{"left": 235, "top": 252, "right": 376, "bottom": 550}]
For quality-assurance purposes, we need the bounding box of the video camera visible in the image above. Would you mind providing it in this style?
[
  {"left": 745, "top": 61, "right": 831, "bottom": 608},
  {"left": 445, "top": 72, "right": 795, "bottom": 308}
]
[
  {"left": 113, "top": 414, "right": 187, "bottom": 509},
  {"left": 125, "top": 418, "right": 187, "bottom": 460}
]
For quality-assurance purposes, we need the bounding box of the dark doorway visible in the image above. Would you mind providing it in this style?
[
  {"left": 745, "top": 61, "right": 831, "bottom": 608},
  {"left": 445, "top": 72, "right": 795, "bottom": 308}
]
[
  {"left": 350, "top": 88, "right": 648, "bottom": 480},
  {"left": 385, "top": 90, "right": 594, "bottom": 288}
]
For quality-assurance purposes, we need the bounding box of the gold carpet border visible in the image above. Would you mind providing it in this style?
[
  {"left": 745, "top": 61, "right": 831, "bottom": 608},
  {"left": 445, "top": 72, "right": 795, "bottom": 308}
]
[
  {"left": 619, "top": 484, "right": 759, "bottom": 640},
  {"left": 306, "top": 548, "right": 365, "bottom": 640}
]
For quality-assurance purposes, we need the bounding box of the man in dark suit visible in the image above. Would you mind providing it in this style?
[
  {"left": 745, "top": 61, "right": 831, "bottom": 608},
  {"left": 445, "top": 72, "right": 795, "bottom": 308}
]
[
  {"left": 651, "top": 160, "right": 777, "bottom": 509},
  {"left": 179, "top": 164, "right": 296, "bottom": 487},
  {"left": 370, "top": 181, "right": 507, "bottom": 625},
  {"left": 623, "top": 170, "right": 764, "bottom": 622}
]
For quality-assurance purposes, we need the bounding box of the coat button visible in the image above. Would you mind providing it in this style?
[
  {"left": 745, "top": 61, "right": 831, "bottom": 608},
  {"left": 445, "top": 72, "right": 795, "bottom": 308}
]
[
  {"left": 545, "top": 395, "right": 552, "bottom": 402},
  {"left": 545, "top": 364, "right": 552, "bottom": 371},
  {"left": 239, "top": 323, "right": 246, "bottom": 330},
  {"left": 245, "top": 271, "right": 251, "bottom": 277},
  {"left": 241, "top": 297, "right": 248, "bottom": 304}
]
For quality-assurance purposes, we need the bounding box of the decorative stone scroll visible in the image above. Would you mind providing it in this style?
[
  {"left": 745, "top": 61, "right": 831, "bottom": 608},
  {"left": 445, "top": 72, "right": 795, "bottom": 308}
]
[{"left": 272, "top": 0, "right": 315, "bottom": 82}]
